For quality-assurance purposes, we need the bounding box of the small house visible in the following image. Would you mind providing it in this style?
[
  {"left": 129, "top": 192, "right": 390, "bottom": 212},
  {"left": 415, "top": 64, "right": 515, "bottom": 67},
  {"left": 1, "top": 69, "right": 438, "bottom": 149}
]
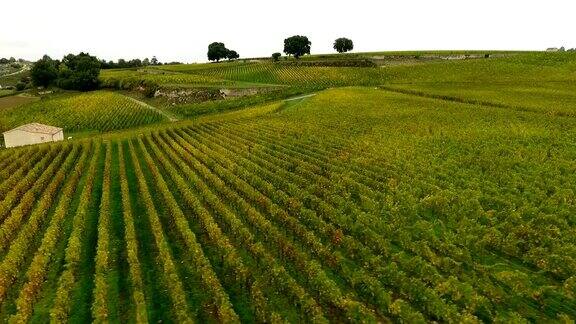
[{"left": 3, "top": 123, "right": 64, "bottom": 148}]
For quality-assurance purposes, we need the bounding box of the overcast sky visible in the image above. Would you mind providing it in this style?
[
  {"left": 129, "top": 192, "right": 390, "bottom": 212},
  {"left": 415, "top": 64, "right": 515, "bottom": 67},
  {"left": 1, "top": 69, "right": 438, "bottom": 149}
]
[{"left": 1, "top": 0, "right": 574, "bottom": 63}]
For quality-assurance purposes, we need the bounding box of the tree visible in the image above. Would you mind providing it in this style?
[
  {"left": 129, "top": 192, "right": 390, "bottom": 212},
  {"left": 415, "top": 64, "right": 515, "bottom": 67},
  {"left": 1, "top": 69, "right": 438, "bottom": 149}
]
[
  {"left": 208, "top": 42, "right": 229, "bottom": 62},
  {"left": 99, "top": 57, "right": 154, "bottom": 69},
  {"left": 284, "top": 35, "right": 311, "bottom": 59},
  {"left": 0, "top": 58, "right": 8, "bottom": 64},
  {"left": 334, "top": 38, "right": 354, "bottom": 53},
  {"left": 151, "top": 56, "right": 159, "bottom": 65},
  {"left": 30, "top": 55, "right": 58, "bottom": 87},
  {"left": 226, "top": 50, "right": 240, "bottom": 61},
  {"left": 56, "top": 52, "right": 101, "bottom": 91},
  {"left": 272, "top": 52, "right": 282, "bottom": 61},
  {"left": 142, "top": 81, "right": 159, "bottom": 98},
  {"left": 99, "top": 59, "right": 109, "bottom": 69},
  {"left": 16, "top": 81, "right": 27, "bottom": 91},
  {"left": 129, "top": 58, "right": 142, "bottom": 67},
  {"left": 9, "top": 57, "right": 16, "bottom": 63}
]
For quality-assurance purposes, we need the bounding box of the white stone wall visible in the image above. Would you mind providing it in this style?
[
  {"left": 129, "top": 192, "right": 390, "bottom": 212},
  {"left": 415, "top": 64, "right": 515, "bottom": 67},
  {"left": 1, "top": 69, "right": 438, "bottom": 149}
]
[
  {"left": 3, "top": 130, "right": 63, "bottom": 148},
  {"left": 53, "top": 130, "right": 64, "bottom": 142}
]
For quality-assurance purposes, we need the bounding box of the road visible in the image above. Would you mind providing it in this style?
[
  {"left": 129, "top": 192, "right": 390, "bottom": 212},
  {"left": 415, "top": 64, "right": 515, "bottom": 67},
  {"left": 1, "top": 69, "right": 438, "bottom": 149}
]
[
  {"left": 0, "top": 64, "right": 30, "bottom": 78},
  {"left": 120, "top": 93, "right": 179, "bottom": 122},
  {"left": 284, "top": 93, "right": 317, "bottom": 101}
]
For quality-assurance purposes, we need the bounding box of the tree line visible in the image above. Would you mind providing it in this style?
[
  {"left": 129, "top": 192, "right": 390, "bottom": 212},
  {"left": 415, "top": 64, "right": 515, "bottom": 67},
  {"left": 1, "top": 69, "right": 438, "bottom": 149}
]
[
  {"left": 31, "top": 53, "right": 101, "bottom": 91},
  {"left": 0, "top": 57, "right": 25, "bottom": 64},
  {"left": 29, "top": 53, "right": 184, "bottom": 91},
  {"left": 100, "top": 57, "right": 183, "bottom": 69},
  {"left": 100, "top": 57, "right": 158, "bottom": 69},
  {"left": 28, "top": 35, "right": 355, "bottom": 91},
  {"left": 208, "top": 36, "right": 354, "bottom": 62},
  {"left": 280, "top": 36, "right": 353, "bottom": 59}
]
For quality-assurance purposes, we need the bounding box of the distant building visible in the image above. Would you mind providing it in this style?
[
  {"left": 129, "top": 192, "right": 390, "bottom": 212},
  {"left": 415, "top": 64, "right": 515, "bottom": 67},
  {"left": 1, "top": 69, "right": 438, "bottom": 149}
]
[
  {"left": 546, "top": 47, "right": 559, "bottom": 52},
  {"left": 3, "top": 123, "right": 64, "bottom": 148}
]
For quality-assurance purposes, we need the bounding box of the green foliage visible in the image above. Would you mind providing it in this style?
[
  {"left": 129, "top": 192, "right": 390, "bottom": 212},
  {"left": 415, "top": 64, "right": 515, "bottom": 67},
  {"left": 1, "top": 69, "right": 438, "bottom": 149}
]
[
  {"left": 382, "top": 82, "right": 576, "bottom": 117},
  {"left": 31, "top": 55, "right": 58, "bottom": 87},
  {"left": 15, "top": 81, "right": 26, "bottom": 91},
  {"left": 0, "top": 91, "right": 167, "bottom": 133},
  {"left": 99, "top": 68, "right": 233, "bottom": 89},
  {"left": 284, "top": 35, "right": 311, "bottom": 58},
  {"left": 188, "top": 61, "right": 385, "bottom": 87},
  {"left": 116, "top": 143, "right": 148, "bottom": 322},
  {"left": 100, "top": 57, "right": 149, "bottom": 69},
  {"left": 56, "top": 52, "right": 101, "bottom": 91},
  {"left": 226, "top": 50, "right": 240, "bottom": 61},
  {"left": 208, "top": 42, "right": 229, "bottom": 62},
  {"left": 142, "top": 80, "right": 159, "bottom": 98},
  {"left": 272, "top": 52, "right": 281, "bottom": 61},
  {"left": 207, "top": 43, "right": 239, "bottom": 62},
  {"left": 30, "top": 53, "right": 101, "bottom": 90},
  {"left": 1, "top": 52, "right": 576, "bottom": 323},
  {"left": 333, "top": 37, "right": 354, "bottom": 53},
  {"left": 280, "top": 59, "right": 376, "bottom": 67},
  {"left": 92, "top": 143, "right": 112, "bottom": 322}
]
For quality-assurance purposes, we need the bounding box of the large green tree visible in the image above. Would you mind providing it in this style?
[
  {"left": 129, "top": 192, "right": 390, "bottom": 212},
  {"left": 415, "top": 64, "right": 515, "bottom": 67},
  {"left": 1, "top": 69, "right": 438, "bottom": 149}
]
[
  {"left": 56, "top": 52, "right": 101, "bottom": 91},
  {"left": 334, "top": 37, "right": 354, "bottom": 53},
  {"left": 207, "top": 42, "right": 229, "bottom": 62},
  {"left": 30, "top": 55, "right": 58, "bottom": 87},
  {"left": 226, "top": 50, "right": 240, "bottom": 61},
  {"left": 283, "top": 35, "right": 311, "bottom": 59}
]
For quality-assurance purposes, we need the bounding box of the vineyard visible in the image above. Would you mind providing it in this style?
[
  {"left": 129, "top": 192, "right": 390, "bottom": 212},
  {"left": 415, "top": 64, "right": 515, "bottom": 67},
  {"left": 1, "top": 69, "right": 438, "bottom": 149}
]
[
  {"left": 0, "top": 86, "right": 575, "bottom": 322},
  {"left": 159, "top": 62, "right": 389, "bottom": 87},
  {"left": 0, "top": 52, "right": 575, "bottom": 322},
  {"left": 382, "top": 82, "right": 576, "bottom": 117},
  {"left": 99, "top": 68, "right": 237, "bottom": 88},
  {"left": 152, "top": 52, "right": 576, "bottom": 87},
  {"left": 0, "top": 91, "right": 168, "bottom": 134}
]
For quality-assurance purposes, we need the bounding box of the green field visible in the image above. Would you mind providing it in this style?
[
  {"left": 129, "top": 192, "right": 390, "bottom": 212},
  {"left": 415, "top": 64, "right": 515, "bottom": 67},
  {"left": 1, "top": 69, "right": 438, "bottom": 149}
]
[
  {"left": 99, "top": 68, "right": 236, "bottom": 88},
  {"left": 0, "top": 91, "right": 168, "bottom": 134},
  {"left": 0, "top": 90, "right": 15, "bottom": 97},
  {"left": 0, "top": 63, "right": 30, "bottom": 88},
  {"left": 0, "top": 51, "right": 575, "bottom": 322}
]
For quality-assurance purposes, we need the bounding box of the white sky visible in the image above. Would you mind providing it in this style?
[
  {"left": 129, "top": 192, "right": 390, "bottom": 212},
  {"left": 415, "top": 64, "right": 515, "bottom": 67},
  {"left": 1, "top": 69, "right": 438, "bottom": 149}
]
[{"left": 1, "top": 0, "right": 574, "bottom": 63}]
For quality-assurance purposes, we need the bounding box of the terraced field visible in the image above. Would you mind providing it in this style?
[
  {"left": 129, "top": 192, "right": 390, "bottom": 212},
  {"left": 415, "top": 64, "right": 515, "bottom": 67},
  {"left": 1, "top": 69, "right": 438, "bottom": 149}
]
[
  {"left": 0, "top": 87, "right": 575, "bottom": 322},
  {"left": 154, "top": 52, "right": 576, "bottom": 86},
  {"left": 99, "top": 68, "right": 236, "bottom": 88},
  {"left": 187, "top": 63, "right": 388, "bottom": 87}
]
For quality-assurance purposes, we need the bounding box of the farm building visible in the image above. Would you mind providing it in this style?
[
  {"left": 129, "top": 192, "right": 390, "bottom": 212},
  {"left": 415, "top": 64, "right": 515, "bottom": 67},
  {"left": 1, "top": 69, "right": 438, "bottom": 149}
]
[{"left": 3, "top": 123, "right": 64, "bottom": 148}]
